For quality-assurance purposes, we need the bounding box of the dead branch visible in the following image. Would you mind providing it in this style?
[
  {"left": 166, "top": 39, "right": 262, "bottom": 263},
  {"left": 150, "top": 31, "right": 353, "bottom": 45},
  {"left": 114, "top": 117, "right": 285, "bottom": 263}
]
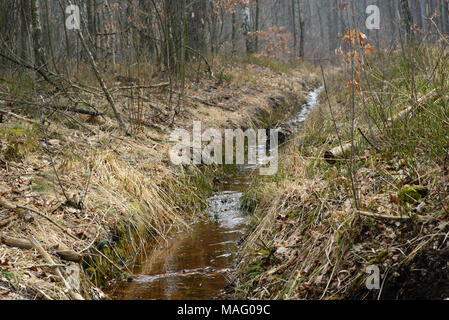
[
  {"left": 111, "top": 82, "right": 170, "bottom": 91},
  {"left": 75, "top": 30, "right": 127, "bottom": 132},
  {"left": 356, "top": 210, "right": 430, "bottom": 222},
  {"left": 46, "top": 105, "right": 104, "bottom": 117},
  {"left": 1, "top": 236, "right": 33, "bottom": 249},
  {"left": 0, "top": 236, "right": 83, "bottom": 263},
  {"left": 0, "top": 109, "right": 40, "bottom": 125},
  {"left": 0, "top": 51, "right": 60, "bottom": 91},
  {"left": 28, "top": 236, "right": 84, "bottom": 300}
]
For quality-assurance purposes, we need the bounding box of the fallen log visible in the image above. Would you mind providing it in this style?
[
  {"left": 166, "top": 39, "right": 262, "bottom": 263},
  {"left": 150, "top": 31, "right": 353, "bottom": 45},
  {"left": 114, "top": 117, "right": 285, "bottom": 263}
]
[
  {"left": 0, "top": 109, "right": 40, "bottom": 126},
  {"left": 324, "top": 90, "right": 438, "bottom": 164},
  {"left": 1, "top": 99, "right": 104, "bottom": 118},
  {"left": 0, "top": 236, "right": 83, "bottom": 263},
  {"left": 47, "top": 105, "right": 105, "bottom": 117},
  {"left": 55, "top": 249, "right": 83, "bottom": 263},
  {"left": 1, "top": 236, "right": 34, "bottom": 249}
]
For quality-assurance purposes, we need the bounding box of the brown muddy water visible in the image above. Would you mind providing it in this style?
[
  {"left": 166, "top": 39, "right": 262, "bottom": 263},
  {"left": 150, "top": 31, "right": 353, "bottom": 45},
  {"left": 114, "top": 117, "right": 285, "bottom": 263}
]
[{"left": 107, "top": 87, "right": 322, "bottom": 300}]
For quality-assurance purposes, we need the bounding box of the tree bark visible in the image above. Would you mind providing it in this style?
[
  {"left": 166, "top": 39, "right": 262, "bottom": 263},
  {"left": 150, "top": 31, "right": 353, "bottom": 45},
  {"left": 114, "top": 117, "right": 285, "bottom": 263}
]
[
  {"left": 30, "top": 0, "right": 46, "bottom": 68},
  {"left": 400, "top": 0, "right": 414, "bottom": 42},
  {"left": 297, "top": 0, "right": 305, "bottom": 59}
]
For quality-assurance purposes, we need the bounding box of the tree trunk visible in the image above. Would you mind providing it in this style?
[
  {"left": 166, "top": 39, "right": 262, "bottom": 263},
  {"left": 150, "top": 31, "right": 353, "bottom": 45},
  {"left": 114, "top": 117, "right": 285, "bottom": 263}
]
[
  {"left": 255, "top": 0, "right": 260, "bottom": 53},
  {"left": 30, "top": 0, "right": 46, "bottom": 68},
  {"left": 297, "top": 0, "right": 305, "bottom": 59},
  {"left": 232, "top": 10, "right": 237, "bottom": 55},
  {"left": 291, "top": 0, "right": 297, "bottom": 56},
  {"left": 242, "top": 1, "right": 251, "bottom": 54},
  {"left": 400, "top": 0, "right": 414, "bottom": 42}
]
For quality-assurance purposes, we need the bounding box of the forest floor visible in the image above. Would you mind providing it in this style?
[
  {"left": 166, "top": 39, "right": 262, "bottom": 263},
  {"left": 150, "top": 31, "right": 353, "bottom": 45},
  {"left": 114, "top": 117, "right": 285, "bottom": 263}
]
[
  {"left": 234, "top": 48, "right": 449, "bottom": 300},
  {"left": 0, "top": 57, "right": 318, "bottom": 299}
]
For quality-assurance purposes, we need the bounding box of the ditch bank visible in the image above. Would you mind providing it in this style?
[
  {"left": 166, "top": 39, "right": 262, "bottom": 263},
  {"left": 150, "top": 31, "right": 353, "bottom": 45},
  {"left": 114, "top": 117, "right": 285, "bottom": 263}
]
[
  {"left": 232, "top": 60, "right": 449, "bottom": 300},
  {"left": 0, "top": 60, "right": 319, "bottom": 300}
]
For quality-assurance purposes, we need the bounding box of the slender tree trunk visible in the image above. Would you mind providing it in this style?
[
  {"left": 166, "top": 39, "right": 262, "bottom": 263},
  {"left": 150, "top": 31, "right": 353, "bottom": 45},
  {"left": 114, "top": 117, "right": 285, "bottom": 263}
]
[
  {"left": 242, "top": 1, "right": 251, "bottom": 54},
  {"left": 232, "top": 10, "right": 237, "bottom": 55},
  {"left": 297, "top": 0, "right": 305, "bottom": 59},
  {"left": 316, "top": 0, "right": 325, "bottom": 52},
  {"left": 291, "top": 0, "right": 297, "bottom": 57},
  {"left": 400, "top": 0, "right": 414, "bottom": 43},
  {"left": 30, "top": 0, "right": 46, "bottom": 68},
  {"left": 255, "top": 0, "right": 260, "bottom": 53},
  {"left": 440, "top": 0, "right": 448, "bottom": 34}
]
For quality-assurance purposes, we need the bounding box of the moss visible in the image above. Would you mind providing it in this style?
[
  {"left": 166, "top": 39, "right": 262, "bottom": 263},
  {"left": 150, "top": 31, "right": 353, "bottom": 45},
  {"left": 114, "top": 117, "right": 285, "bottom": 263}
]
[
  {"left": 30, "top": 177, "right": 52, "bottom": 193},
  {"left": 1, "top": 271, "right": 20, "bottom": 282},
  {"left": 398, "top": 186, "right": 429, "bottom": 205}
]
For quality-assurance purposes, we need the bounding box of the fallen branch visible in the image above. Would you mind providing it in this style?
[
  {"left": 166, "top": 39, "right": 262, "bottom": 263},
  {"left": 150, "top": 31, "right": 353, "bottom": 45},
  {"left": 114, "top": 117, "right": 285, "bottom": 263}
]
[
  {"left": 0, "top": 236, "right": 83, "bottom": 263},
  {"left": 28, "top": 236, "right": 84, "bottom": 300},
  {"left": 0, "top": 51, "right": 61, "bottom": 91},
  {"left": 169, "top": 89, "right": 214, "bottom": 106},
  {"left": 112, "top": 82, "right": 170, "bottom": 91},
  {"left": 0, "top": 196, "right": 125, "bottom": 275},
  {"left": 0, "top": 109, "right": 40, "bottom": 125},
  {"left": 55, "top": 249, "right": 83, "bottom": 263},
  {"left": 47, "top": 105, "right": 104, "bottom": 117},
  {"left": 1, "top": 98, "right": 104, "bottom": 118},
  {"left": 1, "top": 236, "right": 33, "bottom": 249},
  {"left": 356, "top": 210, "right": 430, "bottom": 222}
]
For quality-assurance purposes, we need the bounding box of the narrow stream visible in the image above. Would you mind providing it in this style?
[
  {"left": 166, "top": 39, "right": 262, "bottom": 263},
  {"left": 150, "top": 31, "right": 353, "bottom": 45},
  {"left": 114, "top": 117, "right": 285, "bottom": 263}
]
[{"left": 108, "top": 87, "right": 322, "bottom": 300}]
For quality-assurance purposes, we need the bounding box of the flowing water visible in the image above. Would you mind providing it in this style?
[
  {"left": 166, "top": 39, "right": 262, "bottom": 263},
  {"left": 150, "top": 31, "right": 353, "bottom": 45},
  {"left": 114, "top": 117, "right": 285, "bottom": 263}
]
[{"left": 108, "top": 87, "right": 322, "bottom": 300}]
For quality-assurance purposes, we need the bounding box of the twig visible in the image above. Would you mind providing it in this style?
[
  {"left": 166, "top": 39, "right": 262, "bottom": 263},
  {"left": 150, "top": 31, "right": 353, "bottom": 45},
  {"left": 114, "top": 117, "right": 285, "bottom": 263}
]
[{"left": 357, "top": 128, "right": 381, "bottom": 153}]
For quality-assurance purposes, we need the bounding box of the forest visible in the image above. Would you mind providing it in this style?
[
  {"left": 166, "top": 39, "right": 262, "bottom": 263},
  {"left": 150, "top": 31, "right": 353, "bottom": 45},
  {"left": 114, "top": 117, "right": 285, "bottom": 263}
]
[{"left": 0, "top": 0, "right": 448, "bottom": 303}]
